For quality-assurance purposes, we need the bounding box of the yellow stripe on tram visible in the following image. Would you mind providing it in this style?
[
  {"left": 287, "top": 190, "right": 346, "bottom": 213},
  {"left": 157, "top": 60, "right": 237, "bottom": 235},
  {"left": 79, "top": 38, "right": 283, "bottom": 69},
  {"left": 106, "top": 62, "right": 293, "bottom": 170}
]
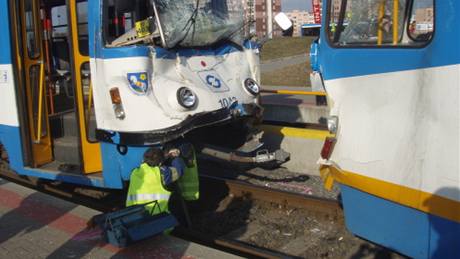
[
  {"left": 321, "top": 165, "right": 460, "bottom": 224},
  {"left": 260, "top": 125, "right": 332, "bottom": 140}
]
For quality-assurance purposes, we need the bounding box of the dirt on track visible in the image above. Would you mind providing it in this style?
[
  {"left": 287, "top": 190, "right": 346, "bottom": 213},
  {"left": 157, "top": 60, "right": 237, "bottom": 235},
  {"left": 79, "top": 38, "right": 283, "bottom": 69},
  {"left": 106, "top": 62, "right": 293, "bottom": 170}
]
[{"left": 187, "top": 176, "right": 406, "bottom": 259}]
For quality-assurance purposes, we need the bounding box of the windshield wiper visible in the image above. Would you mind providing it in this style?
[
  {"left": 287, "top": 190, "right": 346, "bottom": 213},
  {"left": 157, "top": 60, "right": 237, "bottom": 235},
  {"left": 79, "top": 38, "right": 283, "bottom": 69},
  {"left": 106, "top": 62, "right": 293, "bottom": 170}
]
[
  {"left": 175, "top": 0, "right": 200, "bottom": 47},
  {"left": 228, "top": 18, "right": 255, "bottom": 39},
  {"left": 333, "top": 0, "right": 348, "bottom": 43}
]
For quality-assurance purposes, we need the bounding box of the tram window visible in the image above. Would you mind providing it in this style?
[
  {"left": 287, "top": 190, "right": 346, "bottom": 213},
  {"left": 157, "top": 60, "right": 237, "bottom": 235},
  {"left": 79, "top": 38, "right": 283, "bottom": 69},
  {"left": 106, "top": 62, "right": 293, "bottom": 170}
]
[
  {"left": 81, "top": 62, "right": 97, "bottom": 142},
  {"left": 77, "top": 1, "right": 89, "bottom": 56},
  {"left": 51, "top": 5, "right": 68, "bottom": 37},
  {"left": 25, "top": 0, "right": 40, "bottom": 58},
  {"left": 407, "top": 1, "right": 433, "bottom": 42},
  {"left": 104, "top": 0, "right": 154, "bottom": 47},
  {"left": 51, "top": 3, "right": 89, "bottom": 56},
  {"left": 51, "top": 5, "right": 70, "bottom": 71},
  {"left": 328, "top": 0, "right": 434, "bottom": 47}
]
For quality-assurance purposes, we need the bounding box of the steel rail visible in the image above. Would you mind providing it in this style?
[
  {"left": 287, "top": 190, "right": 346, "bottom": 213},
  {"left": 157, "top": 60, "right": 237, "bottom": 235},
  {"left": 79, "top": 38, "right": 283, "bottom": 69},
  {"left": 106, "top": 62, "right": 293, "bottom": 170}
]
[
  {"left": 173, "top": 228, "right": 295, "bottom": 259},
  {"left": 200, "top": 174, "right": 343, "bottom": 221}
]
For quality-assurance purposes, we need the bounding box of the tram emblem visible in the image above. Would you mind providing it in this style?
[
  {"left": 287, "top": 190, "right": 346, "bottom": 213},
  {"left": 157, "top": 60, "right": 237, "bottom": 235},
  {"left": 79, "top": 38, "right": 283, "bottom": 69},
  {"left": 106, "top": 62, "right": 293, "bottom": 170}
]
[
  {"left": 198, "top": 71, "right": 229, "bottom": 92},
  {"left": 127, "top": 72, "right": 149, "bottom": 95},
  {"left": 206, "top": 75, "right": 222, "bottom": 88}
]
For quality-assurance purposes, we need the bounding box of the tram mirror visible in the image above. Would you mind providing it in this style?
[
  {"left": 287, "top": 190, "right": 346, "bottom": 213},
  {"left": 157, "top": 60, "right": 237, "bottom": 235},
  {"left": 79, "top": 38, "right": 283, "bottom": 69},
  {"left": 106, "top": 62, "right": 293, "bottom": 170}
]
[{"left": 275, "top": 13, "right": 293, "bottom": 31}]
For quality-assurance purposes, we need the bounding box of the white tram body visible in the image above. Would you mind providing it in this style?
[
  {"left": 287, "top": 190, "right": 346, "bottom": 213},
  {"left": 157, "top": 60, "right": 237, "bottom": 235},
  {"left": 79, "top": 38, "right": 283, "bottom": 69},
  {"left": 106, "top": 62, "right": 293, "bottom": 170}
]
[
  {"left": 91, "top": 40, "right": 260, "bottom": 134},
  {"left": 314, "top": 0, "right": 460, "bottom": 258}
]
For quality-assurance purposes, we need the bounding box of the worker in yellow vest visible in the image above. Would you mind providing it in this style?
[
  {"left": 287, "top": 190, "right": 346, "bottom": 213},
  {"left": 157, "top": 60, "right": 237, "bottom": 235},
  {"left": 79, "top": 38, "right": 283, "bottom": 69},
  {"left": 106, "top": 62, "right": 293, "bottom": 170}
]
[
  {"left": 176, "top": 142, "right": 199, "bottom": 201},
  {"left": 126, "top": 147, "right": 186, "bottom": 215}
]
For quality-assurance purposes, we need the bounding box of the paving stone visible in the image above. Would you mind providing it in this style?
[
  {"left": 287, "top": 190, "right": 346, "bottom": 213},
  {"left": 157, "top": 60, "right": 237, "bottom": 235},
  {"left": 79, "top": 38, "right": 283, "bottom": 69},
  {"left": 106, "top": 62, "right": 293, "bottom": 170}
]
[{"left": 0, "top": 180, "right": 240, "bottom": 258}]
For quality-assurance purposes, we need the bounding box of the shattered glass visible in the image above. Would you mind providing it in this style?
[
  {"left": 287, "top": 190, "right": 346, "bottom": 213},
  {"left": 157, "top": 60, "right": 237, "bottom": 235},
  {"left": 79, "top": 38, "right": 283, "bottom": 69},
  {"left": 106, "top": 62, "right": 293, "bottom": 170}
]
[{"left": 154, "top": 0, "right": 245, "bottom": 48}]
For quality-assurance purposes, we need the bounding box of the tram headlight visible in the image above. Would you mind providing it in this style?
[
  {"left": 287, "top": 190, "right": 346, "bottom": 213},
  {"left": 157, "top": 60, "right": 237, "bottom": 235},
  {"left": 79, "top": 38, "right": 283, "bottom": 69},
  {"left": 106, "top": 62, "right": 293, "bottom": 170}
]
[
  {"left": 177, "top": 87, "right": 197, "bottom": 109},
  {"left": 327, "top": 116, "right": 338, "bottom": 134},
  {"left": 243, "top": 78, "right": 260, "bottom": 96}
]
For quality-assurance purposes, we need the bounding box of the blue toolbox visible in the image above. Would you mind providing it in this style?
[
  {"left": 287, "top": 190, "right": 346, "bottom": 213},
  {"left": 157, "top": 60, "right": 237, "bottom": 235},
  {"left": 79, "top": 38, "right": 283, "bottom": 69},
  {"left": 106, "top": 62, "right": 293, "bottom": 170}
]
[{"left": 93, "top": 201, "right": 178, "bottom": 247}]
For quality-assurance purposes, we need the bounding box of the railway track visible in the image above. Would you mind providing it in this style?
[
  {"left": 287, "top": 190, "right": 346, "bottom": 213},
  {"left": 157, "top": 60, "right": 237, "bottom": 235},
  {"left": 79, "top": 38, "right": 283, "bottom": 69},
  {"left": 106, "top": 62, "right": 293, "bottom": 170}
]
[
  {"left": 0, "top": 156, "right": 343, "bottom": 258},
  {"left": 176, "top": 175, "right": 344, "bottom": 258},
  {"left": 202, "top": 175, "right": 342, "bottom": 220}
]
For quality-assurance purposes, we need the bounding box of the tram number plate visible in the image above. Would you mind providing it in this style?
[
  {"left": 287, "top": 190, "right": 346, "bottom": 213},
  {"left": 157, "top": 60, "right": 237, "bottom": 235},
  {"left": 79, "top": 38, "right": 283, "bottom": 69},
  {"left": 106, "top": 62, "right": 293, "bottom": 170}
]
[
  {"left": 218, "top": 97, "right": 237, "bottom": 108},
  {"left": 0, "top": 70, "right": 7, "bottom": 85}
]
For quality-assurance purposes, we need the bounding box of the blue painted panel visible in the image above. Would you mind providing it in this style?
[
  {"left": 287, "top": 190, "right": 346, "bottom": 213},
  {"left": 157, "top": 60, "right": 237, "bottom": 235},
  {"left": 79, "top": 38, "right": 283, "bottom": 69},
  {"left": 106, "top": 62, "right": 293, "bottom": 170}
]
[
  {"left": 100, "top": 142, "right": 149, "bottom": 187},
  {"left": 88, "top": 0, "right": 101, "bottom": 59},
  {"left": 428, "top": 209, "right": 460, "bottom": 258},
  {"left": 97, "top": 46, "right": 151, "bottom": 59},
  {"left": 340, "top": 184, "right": 460, "bottom": 259},
  {"left": 0, "top": 0, "right": 12, "bottom": 64},
  {"left": 0, "top": 124, "right": 26, "bottom": 171},
  {"left": 319, "top": 0, "right": 460, "bottom": 80}
]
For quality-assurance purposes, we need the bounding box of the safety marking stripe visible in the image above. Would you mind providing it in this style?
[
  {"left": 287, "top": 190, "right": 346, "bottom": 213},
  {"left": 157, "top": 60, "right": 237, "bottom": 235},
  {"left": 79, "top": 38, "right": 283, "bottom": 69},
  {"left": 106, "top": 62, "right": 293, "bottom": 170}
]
[
  {"left": 259, "top": 125, "right": 332, "bottom": 140},
  {"left": 126, "top": 193, "right": 170, "bottom": 202},
  {"left": 321, "top": 166, "right": 460, "bottom": 224}
]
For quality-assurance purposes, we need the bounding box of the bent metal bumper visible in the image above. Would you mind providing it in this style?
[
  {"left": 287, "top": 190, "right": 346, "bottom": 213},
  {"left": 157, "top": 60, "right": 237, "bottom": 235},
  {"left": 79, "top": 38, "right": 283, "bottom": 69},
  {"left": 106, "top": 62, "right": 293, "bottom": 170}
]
[
  {"left": 318, "top": 159, "right": 349, "bottom": 191},
  {"left": 96, "top": 103, "right": 262, "bottom": 146}
]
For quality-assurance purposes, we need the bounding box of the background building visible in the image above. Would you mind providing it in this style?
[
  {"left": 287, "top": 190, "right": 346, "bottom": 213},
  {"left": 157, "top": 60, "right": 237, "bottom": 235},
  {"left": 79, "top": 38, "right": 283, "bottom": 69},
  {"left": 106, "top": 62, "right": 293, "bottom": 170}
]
[
  {"left": 223, "top": 0, "right": 281, "bottom": 39},
  {"left": 286, "top": 10, "right": 314, "bottom": 36},
  {"left": 251, "top": 0, "right": 282, "bottom": 38}
]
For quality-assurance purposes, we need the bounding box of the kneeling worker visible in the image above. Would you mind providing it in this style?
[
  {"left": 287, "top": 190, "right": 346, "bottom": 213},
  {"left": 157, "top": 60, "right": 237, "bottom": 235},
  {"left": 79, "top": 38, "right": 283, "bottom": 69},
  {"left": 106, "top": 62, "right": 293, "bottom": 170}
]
[{"left": 125, "top": 147, "right": 186, "bottom": 215}]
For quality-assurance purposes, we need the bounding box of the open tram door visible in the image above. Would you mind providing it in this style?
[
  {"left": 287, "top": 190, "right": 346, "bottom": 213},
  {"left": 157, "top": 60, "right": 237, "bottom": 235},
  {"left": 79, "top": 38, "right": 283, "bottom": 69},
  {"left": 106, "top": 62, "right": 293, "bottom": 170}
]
[{"left": 12, "top": 0, "right": 102, "bottom": 173}]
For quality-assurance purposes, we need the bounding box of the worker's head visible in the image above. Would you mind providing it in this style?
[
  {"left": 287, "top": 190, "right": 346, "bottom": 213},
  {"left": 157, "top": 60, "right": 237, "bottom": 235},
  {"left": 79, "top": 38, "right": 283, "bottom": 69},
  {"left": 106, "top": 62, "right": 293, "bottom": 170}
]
[{"left": 143, "top": 147, "right": 165, "bottom": 167}]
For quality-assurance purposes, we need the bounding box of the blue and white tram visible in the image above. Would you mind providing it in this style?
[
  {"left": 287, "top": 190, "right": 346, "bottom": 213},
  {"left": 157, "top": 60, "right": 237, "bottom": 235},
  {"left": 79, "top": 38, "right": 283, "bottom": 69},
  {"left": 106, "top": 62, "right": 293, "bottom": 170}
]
[
  {"left": 0, "top": 0, "right": 263, "bottom": 189},
  {"left": 314, "top": 0, "right": 460, "bottom": 258}
]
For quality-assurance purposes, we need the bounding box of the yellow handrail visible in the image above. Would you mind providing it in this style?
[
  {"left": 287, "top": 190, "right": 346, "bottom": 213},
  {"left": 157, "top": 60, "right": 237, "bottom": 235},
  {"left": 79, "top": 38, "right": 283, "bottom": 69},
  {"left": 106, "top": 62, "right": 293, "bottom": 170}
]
[
  {"left": 377, "top": 0, "right": 385, "bottom": 46},
  {"left": 35, "top": 62, "right": 45, "bottom": 143},
  {"left": 86, "top": 81, "right": 93, "bottom": 126},
  {"left": 393, "top": 0, "right": 399, "bottom": 45}
]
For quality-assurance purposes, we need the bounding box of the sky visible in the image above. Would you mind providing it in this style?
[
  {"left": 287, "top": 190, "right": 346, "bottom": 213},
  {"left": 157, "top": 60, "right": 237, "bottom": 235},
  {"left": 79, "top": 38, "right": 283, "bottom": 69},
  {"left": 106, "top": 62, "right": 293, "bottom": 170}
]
[{"left": 281, "top": 0, "right": 312, "bottom": 12}]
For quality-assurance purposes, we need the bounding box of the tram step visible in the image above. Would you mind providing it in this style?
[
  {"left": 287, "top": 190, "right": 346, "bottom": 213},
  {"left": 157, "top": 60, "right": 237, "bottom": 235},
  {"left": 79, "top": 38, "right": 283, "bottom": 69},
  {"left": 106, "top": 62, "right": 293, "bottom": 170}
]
[
  {"left": 62, "top": 112, "right": 97, "bottom": 138},
  {"left": 53, "top": 136, "right": 80, "bottom": 165},
  {"left": 60, "top": 112, "right": 78, "bottom": 137}
]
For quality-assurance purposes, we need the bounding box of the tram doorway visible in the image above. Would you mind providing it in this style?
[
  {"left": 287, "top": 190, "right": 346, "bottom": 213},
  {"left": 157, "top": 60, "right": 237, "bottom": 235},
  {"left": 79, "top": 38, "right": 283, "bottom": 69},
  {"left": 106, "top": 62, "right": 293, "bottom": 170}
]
[{"left": 12, "top": 0, "right": 101, "bottom": 173}]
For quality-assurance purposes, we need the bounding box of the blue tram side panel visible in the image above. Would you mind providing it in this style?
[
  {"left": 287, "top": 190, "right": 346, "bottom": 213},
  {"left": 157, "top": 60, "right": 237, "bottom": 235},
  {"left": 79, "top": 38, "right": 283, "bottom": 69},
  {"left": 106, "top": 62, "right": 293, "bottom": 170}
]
[{"left": 314, "top": 0, "right": 460, "bottom": 258}]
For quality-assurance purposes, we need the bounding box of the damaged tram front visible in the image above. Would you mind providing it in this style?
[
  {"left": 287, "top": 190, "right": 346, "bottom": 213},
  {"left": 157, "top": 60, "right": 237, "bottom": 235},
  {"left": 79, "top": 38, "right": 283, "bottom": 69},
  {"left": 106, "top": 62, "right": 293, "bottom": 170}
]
[
  {"left": 96, "top": 0, "right": 262, "bottom": 142},
  {"left": 0, "top": 0, "right": 287, "bottom": 189}
]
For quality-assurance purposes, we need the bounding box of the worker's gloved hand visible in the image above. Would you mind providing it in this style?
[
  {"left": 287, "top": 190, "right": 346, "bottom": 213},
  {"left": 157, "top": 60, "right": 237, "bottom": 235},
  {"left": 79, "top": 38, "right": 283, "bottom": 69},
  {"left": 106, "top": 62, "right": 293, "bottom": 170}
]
[
  {"left": 178, "top": 143, "right": 195, "bottom": 167},
  {"left": 165, "top": 148, "right": 180, "bottom": 158}
]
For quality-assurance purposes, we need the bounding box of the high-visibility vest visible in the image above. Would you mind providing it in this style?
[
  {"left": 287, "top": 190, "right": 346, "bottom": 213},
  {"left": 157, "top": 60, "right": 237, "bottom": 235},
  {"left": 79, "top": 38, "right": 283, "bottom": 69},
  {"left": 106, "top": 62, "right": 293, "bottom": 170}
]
[
  {"left": 178, "top": 156, "right": 199, "bottom": 201},
  {"left": 126, "top": 163, "right": 171, "bottom": 215}
]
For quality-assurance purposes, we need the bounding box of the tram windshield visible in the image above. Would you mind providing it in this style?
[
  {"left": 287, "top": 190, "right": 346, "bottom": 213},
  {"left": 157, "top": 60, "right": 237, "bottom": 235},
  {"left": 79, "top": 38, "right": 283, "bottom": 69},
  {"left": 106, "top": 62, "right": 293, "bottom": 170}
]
[
  {"left": 155, "top": 0, "right": 246, "bottom": 48},
  {"left": 105, "top": 0, "right": 247, "bottom": 49},
  {"left": 328, "top": 0, "right": 434, "bottom": 46}
]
